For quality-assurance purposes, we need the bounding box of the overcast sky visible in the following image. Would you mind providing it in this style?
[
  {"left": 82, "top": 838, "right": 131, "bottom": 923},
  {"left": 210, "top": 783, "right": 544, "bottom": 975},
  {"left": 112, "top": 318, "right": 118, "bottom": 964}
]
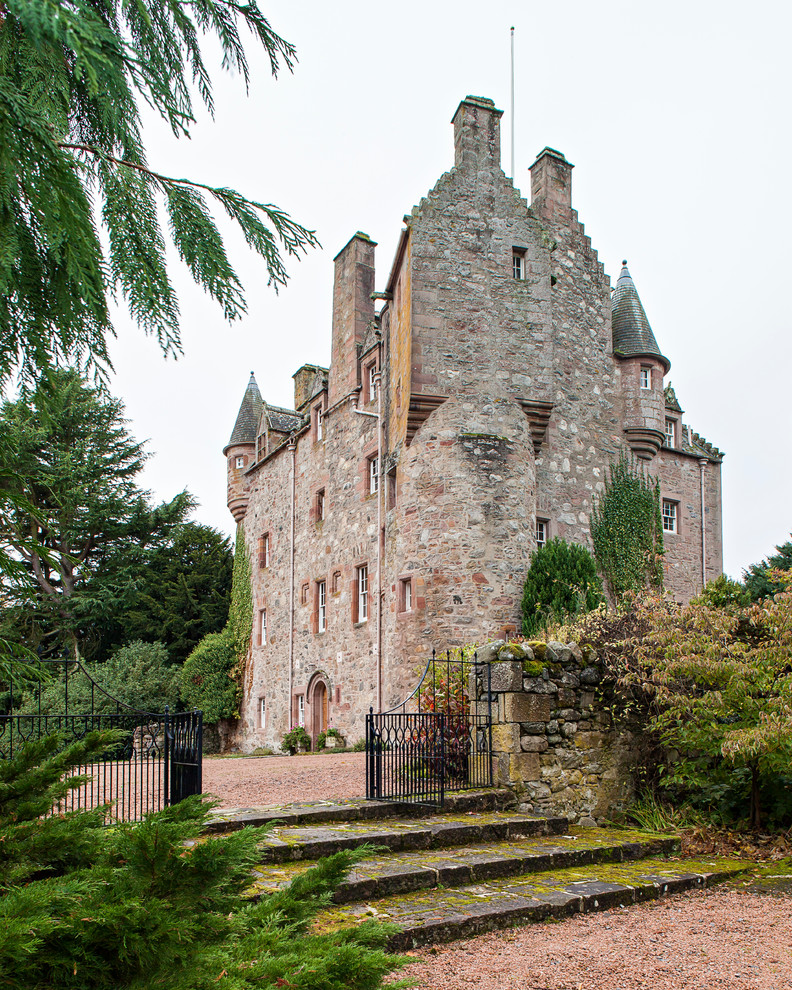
[{"left": 105, "top": 0, "right": 791, "bottom": 580}]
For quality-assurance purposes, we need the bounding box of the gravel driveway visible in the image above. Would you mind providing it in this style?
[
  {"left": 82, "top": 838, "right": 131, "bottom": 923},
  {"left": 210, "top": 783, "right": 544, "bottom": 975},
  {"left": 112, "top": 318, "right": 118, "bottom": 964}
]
[
  {"left": 202, "top": 752, "right": 366, "bottom": 808},
  {"left": 399, "top": 888, "right": 792, "bottom": 990}
]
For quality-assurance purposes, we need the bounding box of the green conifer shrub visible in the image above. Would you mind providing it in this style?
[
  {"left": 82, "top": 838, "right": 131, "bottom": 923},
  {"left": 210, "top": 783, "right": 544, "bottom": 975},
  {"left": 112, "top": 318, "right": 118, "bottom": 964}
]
[
  {"left": 521, "top": 538, "right": 604, "bottom": 636},
  {"left": 180, "top": 627, "right": 237, "bottom": 723},
  {"left": 0, "top": 733, "right": 401, "bottom": 989}
]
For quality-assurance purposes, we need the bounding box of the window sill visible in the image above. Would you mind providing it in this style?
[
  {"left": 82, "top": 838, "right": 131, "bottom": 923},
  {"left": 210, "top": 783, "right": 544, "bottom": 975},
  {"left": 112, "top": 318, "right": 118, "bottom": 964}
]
[{"left": 353, "top": 620, "right": 369, "bottom": 629}]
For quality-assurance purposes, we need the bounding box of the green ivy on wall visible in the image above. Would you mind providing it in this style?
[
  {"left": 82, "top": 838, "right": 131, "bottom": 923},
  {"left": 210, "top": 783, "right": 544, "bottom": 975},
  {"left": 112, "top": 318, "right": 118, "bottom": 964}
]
[
  {"left": 591, "top": 452, "right": 664, "bottom": 599},
  {"left": 180, "top": 525, "right": 252, "bottom": 722}
]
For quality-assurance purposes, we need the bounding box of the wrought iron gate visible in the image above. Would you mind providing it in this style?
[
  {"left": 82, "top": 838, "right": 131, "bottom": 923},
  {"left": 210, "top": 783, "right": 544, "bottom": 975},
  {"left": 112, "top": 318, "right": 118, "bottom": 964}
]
[
  {"left": 366, "top": 650, "right": 493, "bottom": 807},
  {"left": 0, "top": 658, "right": 203, "bottom": 821}
]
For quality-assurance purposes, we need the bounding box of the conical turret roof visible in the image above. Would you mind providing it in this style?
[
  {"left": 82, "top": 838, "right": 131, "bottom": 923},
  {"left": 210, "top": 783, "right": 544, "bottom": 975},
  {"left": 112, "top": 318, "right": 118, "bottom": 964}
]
[
  {"left": 227, "top": 372, "right": 263, "bottom": 446},
  {"left": 612, "top": 262, "right": 670, "bottom": 372}
]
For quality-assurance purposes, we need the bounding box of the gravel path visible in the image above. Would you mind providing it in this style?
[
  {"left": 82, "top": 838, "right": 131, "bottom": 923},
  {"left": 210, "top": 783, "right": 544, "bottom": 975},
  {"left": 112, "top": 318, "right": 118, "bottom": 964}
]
[
  {"left": 202, "top": 752, "right": 366, "bottom": 808},
  {"left": 399, "top": 889, "right": 792, "bottom": 990}
]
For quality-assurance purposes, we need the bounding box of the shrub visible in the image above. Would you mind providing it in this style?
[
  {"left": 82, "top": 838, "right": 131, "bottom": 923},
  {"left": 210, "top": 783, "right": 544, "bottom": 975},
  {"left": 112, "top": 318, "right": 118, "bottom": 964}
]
[
  {"left": 180, "top": 627, "right": 238, "bottom": 723},
  {"left": 0, "top": 733, "right": 401, "bottom": 989},
  {"left": 15, "top": 641, "right": 179, "bottom": 719},
  {"left": 521, "top": 538, "right": 604, "bottom": 636},
  {"left": 281, "top": 725, "right": 311, "bottom": 754}
]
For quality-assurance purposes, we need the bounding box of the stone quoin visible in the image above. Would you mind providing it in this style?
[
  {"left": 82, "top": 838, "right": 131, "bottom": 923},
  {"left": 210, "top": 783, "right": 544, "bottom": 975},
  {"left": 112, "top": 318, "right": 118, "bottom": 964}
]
[{"left": 223, "top": 95, "right": 724, "bottom": 752}]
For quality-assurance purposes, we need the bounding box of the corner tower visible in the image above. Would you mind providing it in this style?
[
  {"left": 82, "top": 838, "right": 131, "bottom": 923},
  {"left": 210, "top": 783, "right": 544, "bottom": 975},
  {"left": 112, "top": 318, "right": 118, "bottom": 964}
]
[{"left": 224, "top": 373, "right": 262, "bottom": 523}]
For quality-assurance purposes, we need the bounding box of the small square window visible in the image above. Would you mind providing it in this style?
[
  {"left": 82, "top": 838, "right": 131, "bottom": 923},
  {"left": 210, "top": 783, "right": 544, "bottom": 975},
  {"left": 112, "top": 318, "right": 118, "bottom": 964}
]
[
  {"left": 297, "top": 694, "right": 305, "bottom": 727},
  {"left": 259, "top": 608, "right": 267, "bottom": 646},
  {"left": 640, "top": 367, "right": 652, "bottom": 390},
  {"left": 662, "top": 500, "right": 678, "bottom": 533},
  {"left": 259, "top": 533, "right": 270, "bottom": 568},
  {"left": 235, "top": 455, "right": 244, "bottom": 469},
  {"left": 368, "top": 456, "right": 379, "bottom": 495},
  {"left": 512, "top": 249, "right": 525, "bottom": 280},
  {"left": 664, "top": 419, "right": 676, "bottom": 448},
  {"left": 317, "top": 580, "right": 327, "bottom": 632},
  {"left": 399, "top": 577, "right": 413, "bottom": 613},
  {"left": 356, "top": 565, "right": 368, "bottom": 622},
  {"left": 535, "top": 520, "right": 547, "bottom": 548}
]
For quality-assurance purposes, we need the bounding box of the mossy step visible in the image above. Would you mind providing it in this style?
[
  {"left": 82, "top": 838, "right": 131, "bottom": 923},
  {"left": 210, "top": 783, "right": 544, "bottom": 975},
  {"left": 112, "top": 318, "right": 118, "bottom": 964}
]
[
  {"left": 314, "top": 855, "right": 753, "bottom": 949},
  {"left": 205, "top": 789, "right": 516, "bottom": 833},
  {"left": 249, "top": 827, "right": 679, "bottom": 903},
  {"left": 255, "top": 811, "right": 568, "bottom": 864}
]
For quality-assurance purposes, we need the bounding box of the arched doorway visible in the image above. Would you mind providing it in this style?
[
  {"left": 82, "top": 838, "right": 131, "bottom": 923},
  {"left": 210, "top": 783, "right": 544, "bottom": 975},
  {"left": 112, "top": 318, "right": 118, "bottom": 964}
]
[{"left": 310, "top": 678, "right": 328, "bottom": 743}]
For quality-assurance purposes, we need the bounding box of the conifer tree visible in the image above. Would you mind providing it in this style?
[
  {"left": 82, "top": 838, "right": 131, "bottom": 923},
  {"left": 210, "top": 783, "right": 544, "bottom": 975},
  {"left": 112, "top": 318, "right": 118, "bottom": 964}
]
[{"left": 0, "top": 0, "right": 317, "bottom": 389}]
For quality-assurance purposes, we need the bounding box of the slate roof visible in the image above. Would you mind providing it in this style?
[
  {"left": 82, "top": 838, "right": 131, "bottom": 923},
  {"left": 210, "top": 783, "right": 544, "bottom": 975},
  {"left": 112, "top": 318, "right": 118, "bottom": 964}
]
[
  {"left": 228, "top": 373, "right": 263, "bottom": 445},
  {"left": 680, "top": 425, "right": 724, "bottom": 462},
  {"left": 267, "top": 405, "right": 304, "bottom": 434},
  {"left": 612, "top": 262, "right": 670, "bottom": 372}
]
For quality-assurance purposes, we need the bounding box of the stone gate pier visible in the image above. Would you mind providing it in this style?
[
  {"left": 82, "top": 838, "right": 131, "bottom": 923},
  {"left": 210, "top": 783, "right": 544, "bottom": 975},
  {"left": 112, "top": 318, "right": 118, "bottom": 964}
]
[{"left": 474, "top": 640, "right": 634, "bottom": 824}]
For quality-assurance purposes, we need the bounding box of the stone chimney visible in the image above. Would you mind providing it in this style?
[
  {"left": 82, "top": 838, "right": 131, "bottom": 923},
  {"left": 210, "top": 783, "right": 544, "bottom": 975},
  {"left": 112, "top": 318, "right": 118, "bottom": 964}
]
[
  {"left": 329, "top": 232, "right": 376, "bottom": 406},
  {"left": 452, "top": 95, "right": 504, "bottom": 170},
  {"left": 292, "top": 364, "right": 326, "bottom": 412},
  {"left": 530, "top": 147, "right": 574, "bottom": 218}
]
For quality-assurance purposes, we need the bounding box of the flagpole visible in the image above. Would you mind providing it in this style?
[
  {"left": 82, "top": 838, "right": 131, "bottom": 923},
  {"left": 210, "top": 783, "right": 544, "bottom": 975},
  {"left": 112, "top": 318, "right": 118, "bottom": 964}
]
[{"left": 510, "top": 26, "right": 515, "bottom": 178}]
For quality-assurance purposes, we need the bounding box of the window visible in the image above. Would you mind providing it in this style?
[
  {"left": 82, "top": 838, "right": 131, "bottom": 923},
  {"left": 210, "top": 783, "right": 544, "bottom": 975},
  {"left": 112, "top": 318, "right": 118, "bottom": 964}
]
[
  {"left": 316, "top": 488, "right": 325, "bottom": 521},
  {"left": 664, "top": 419, "right": 676, "bottom": 448},
  {"left": 400, "top": 577, "right": 413, "bottom": 613},
  {"left": 387, "top": 468, "right": 397, "bottom": 510},
  {"left": 331, "top": 570, "right": 341, "bottom": 594},
  {"left": 535, "top": 520, "right": 547, "bottom": 548},
  {"left": 640, "top": 367, "right": 652, "bottom": 390},
  {"left": 235, "top": 455, "right": 244, "bottom": 469},
  {"left": 258, "top": 533, "right": 270, "bottom": 568},
  {"left": 662, "top": 500, "right": 678, "bottom": 533},
  {"left": 317, "top": 580, "right": 327, "bottom": 632},
  {"left": 367, "top": 363, "right": 378, "bottom": 403},
  {"left": 300, "top": 582, "right": 309, "bottom": 606},
  {"left": 259, "top": 608, "right": 267, "bottom": 646},
  {"left": 297, "top": 694, "right": 305, "bottom": 727},
  {"left": 357, "top": 565, "right": 368, "bottom": 622},
  {"left": 512, "top": 249, "right": 525, "bottom": 280},
  {"left": 314, "top": 404, "right": 324, "bottom": 442},
  {"left": 256, "top": 434, "right": 266, "bottom": 461},
  {"left": 368, "top": 455, "right": 379, "bottom": 495},
  {"left": 258, "top": 696, "right": 266, "bottom": 730}
]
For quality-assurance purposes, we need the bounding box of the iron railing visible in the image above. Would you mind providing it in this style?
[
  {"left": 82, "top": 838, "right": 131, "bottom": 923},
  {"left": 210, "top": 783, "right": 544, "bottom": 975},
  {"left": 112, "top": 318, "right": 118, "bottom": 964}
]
[
  {"left": 0, "top": 659, "right": 203, "bottom": 821},
  {"left": 366, "top": 650, "right": 493, "bottom": 807}
]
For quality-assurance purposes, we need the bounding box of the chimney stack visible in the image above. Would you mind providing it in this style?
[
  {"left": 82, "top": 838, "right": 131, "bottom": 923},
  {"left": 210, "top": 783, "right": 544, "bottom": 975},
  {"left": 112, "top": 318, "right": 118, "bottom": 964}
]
[
  {"left": 452, "top": 96, "right": 504, "bottom": 170},
  {"left": 530, "top": 147, "right": 574, "bottom": 218}
]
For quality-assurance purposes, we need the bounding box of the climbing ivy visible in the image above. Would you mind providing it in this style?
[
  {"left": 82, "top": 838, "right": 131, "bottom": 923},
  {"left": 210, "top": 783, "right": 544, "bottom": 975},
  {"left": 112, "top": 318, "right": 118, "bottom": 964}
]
[
  {"left": 180, "top": 526, "right": 251, "bottom": 722},
  {"left": 590, "top": 452, "right": 664, "bottom": 599}
]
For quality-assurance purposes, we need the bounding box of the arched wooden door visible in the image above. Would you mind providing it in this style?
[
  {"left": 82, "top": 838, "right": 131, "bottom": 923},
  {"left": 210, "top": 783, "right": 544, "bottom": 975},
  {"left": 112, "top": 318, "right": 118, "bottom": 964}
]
[{"left": 311, "top": 680, "right": 328, "bottom": 741}]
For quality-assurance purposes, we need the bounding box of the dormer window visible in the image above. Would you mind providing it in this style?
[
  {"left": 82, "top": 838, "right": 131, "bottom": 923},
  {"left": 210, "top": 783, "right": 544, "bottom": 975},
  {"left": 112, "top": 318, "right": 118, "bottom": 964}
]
[
  {"left": 664, "top": 419, "right": 676, "bottom": 448},
  {"left": 640, "top": 367, "right": 652, "bottom": 390},
  {"left": 512, "top": 248, "right": 526, "bottom": 280}
]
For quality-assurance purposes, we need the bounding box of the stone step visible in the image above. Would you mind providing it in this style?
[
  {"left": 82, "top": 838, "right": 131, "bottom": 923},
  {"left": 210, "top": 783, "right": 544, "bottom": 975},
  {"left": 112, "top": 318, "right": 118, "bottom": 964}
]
[
  {"left": 205, "top": 788, "right": 517, "bottom": 834},
  {"left": 253, "top": 810, "right": 568, "bottom": 864},
  {"left": 313, "top": 854, "right": 752, "bottom": 949},
  {"left": 249, "top": 827, "right": 680, "bottom": 903}
]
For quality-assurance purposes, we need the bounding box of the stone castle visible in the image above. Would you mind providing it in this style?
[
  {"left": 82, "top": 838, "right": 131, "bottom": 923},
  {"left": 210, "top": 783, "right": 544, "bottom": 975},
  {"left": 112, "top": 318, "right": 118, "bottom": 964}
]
[{"left": 224, "top": 96, "right": 724, "bottom": 750}]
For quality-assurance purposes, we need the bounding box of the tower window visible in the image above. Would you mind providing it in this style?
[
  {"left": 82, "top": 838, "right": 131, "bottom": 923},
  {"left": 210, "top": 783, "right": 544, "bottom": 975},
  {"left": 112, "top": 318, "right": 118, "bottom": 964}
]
[
  {"left": 235, "top": 456, "right": 244, "bottom": 469},
  {"left": 535, "top": 520, "right": 548, "bottom": 548},
  {"left": 259, "top": 608, "right": 267, "bottom": 646},
  {"left": 258, "top": 696, "right": 266, "bottom": 729},
  {"left": 317, "top": 580, "right": 327, "bottom": 632},
  {"left": 662, "top": 500, "right": 678, "bottom": 533},
  {"left": 512, "top": 249, "right": 526, "bottom": 280},
  {"left": 368, "top": 455, "right": 379, "bottom": 495},
  {"left": 259, "top": 532, "right": 270, "bottom": 568},
  {"left": 356, "top": 565, "right": 369, "bottom": 623},
  {"left": 640, "top": 367, "right": 652, "bottom": 390},
  {"left": 399, "top": 577, "right": 413, "bottom": 613},
  {"left": 316, "top": 488, "right": 326, "bottom": 521}
]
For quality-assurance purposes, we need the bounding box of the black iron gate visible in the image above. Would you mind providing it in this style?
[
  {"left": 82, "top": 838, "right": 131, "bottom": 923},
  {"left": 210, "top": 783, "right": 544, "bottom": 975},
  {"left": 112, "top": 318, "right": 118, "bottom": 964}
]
[
  {"left": 0, "top": 658, "right": 203, "bottom": 821},
  {"left": 366, "top": 650, "right": 493, "bottom": 807}
]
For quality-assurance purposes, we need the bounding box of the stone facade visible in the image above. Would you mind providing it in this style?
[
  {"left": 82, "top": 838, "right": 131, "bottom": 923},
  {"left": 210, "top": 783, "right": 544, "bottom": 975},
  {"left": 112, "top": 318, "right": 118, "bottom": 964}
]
[
  {"left": 476, "top": 640, "right": 634, "bottom": 822},
  {"left": 223, "top": 95, "right": 724, "bottom": 752}
]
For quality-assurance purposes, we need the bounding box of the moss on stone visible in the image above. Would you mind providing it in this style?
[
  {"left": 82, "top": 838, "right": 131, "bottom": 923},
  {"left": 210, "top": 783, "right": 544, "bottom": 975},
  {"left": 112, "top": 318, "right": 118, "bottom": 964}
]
[
  {"left": 522, "top": 659, "right": 545, "bottom": 677},
  {"left": 528, "top": 641, "right": 546, "bottom": 659}
]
